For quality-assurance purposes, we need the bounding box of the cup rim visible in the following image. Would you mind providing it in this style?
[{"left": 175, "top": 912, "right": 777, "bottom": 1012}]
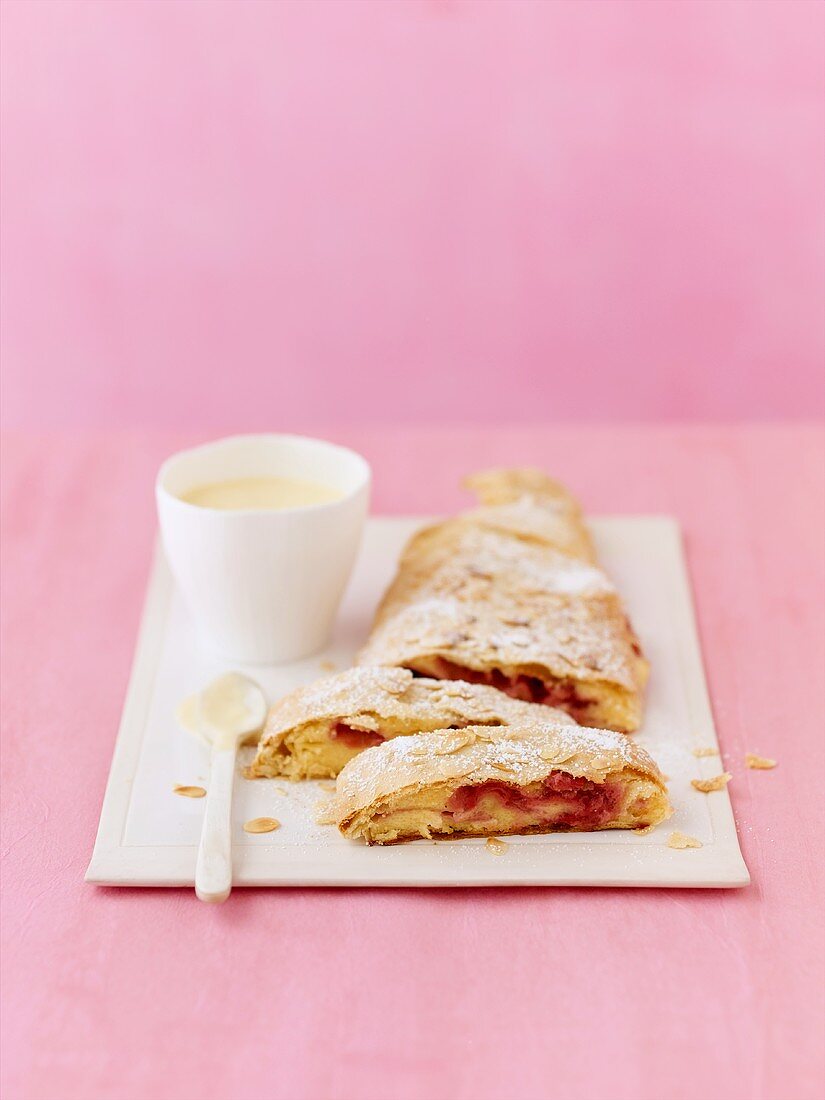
[{"left": 155, "top": 433, "right": 372, "bottom": 517}]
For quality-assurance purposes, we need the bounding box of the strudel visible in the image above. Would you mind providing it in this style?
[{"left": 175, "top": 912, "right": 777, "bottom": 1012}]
[
  {"left": 358, "top": 469, "right": 647, "bottom": 732},
  {"left": 247, "top": 666, "right": 574, "bottom": 780},
  {"left": 318, "top": 722, "right": 671, "bottom": 845}
]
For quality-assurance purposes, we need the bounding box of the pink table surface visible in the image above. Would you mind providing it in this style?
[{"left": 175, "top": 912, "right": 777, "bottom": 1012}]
[{"left": 1, "top": 423, "right": 824, "bottom": 1100}]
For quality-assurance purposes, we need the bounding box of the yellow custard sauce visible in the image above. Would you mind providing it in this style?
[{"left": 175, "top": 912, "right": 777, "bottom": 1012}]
[{"left": 179, "top": 476, "right": 342, "bottom": 511}]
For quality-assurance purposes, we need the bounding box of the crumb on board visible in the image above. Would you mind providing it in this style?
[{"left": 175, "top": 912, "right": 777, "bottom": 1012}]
[
  {"left": 243, "top": 817, "right": 281, "bottom": 834},
  {"left": 745, "top": 754, "right": 777, "bottom": 770},
  {"left": 317, "top": 780, "right": 337, "bottom": 792},
  {"left": 173, "top": 784, "right": 206, "bottom": 798},
  {"left": 485, "top": 837, "right": 508, "bottom": 855},
  {"left": 315, "top": 799, "right": 335, "bottom": 823},
  {"left": 668, "top": 831, "right": 702, "bottom": 849},
  {"left": 692, "top": 746, "right": 719, "bottom": 758},
  {"left": 319, "top": 660, "right": 337, "bottom": 672},
  {"left": 691, "top": 773, "right": 732, "bottom": 793}
]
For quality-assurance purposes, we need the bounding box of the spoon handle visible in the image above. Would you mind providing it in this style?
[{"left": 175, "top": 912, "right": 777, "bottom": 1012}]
[{"left": 195, "top": 742, "right": 237, "bottom": 903}]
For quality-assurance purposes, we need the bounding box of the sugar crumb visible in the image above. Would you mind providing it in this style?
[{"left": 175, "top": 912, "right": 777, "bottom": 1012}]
[
  {"left": 485, "top": 836, "right": 508, "bottom": 855},
  {"left": 745, "top": 754, "right": 777, "bottom": 770},
  {"left": 668, "top": 831, "right": 702, "bottom": 849},
  {"left": 691, "top": 773, "right": 732, "bottom": 793}
]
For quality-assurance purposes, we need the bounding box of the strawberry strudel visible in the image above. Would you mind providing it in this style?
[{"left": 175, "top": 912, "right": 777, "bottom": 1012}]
[
  {"left": 318, "top": 722, "right": 671, "bottom": 845},
  {"left": 358, "top": 469, "right": 648, "bottom": 733},
  {"left": 247, "top": 666, "right": 574, "bottom": 780}
]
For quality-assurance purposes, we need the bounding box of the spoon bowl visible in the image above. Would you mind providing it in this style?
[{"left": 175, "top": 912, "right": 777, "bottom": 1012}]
[{"left": 195, "top": 672, "right": 268, "bottom": 748}]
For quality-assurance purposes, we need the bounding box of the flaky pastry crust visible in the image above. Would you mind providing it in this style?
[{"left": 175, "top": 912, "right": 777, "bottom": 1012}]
[
  {"left": 319, "top": 722, "right": 671, "bottom": 845},
  {"left": 358, "top": 469, "right": 648, "bottom": 732},
  {"left": 247, "top": 666, "right": 574, "bottom": 780}
]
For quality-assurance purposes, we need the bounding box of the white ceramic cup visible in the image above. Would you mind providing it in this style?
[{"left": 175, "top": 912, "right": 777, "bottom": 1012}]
[{"left": 156, "top": 434, "right": 371, "bottom": 664}]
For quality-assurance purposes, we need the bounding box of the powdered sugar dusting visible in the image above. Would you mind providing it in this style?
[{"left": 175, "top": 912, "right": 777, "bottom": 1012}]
[
  {"left": 358, "top": 478, "right": 645, "bottom": 710},
  {"left": 250, "top": 667, "right": 575, "bottom": 777},
  {"left": 327, "top": 721, "right": 666, "bottom": 827}
]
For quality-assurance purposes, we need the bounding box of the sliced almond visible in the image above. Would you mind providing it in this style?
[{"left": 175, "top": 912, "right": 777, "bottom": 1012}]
[
  {"left": 745, "top": 754, "right": 777, "bottom": 770},
  {"left": 243, "top": 817, "right": 281, "bottom": 834},
  {"left": 317, "top": 780, "right": 337, "bottom": 792},
  {"left": 668, "top": 831, "right": 702, "bottom": 849},
  {"left": 173, "top": 784, "right": 206, "bottom": 798},
  {"left": 691, "top": 773, "right": 732, "bottom": 793},
  {"left": 430, "top": 730, "right": 476, "bottom": 756}
]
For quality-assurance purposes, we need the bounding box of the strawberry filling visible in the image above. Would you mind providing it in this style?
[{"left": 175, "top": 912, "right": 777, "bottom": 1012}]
[
  {"left": 444, "top": 771, "right": 622, "bottom": 828},
  {"left": 413, "top": 658, "right": 594, "bottom": 719},
  {"left": 329, "top": 723, "right": 385, "bottom": 749}
]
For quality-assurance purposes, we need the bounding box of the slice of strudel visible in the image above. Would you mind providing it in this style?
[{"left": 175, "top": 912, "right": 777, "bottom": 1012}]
[
  {"left": 358, "top": 468, "right": 648, "bottom": 733},
  {"left": 318, "top": 722, "right": 671, "bottom": 845},
  {"left": 246, "top": 666, "right": 575, "bottom": 781}
]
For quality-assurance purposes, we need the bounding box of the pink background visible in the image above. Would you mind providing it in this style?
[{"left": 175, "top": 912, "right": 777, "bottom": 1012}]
[
  {"left": 2, "top": 5, "right": 825, "bottom": 1100},
  {"left": 1, "top": 0, "right": 824, "bottom": 430}
]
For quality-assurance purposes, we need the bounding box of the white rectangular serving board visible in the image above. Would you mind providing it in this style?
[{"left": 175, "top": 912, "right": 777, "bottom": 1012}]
[{"left": 87, "top": 517, "right": 749, "bottom": 889}]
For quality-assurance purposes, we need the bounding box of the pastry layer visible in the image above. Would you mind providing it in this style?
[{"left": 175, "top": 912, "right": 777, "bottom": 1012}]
[
  {"left": 358, "top": 469, "right": 648, "bottom": 733},
  {"left": 319, "top": 722, "right": 671, "bottom": 845},
  {"left": 406, "top": 656, "right": 640, "bottom": 731},
  {"left": 246, "top": 666, "right": 574, "bottom": 780}
]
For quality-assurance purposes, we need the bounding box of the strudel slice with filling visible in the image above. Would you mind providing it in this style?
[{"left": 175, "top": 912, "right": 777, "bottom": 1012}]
[
  {"left": 246, "top": 666, "right": 574, "bottom": 781},
  {"left": 358, "top": 469, "right": 648, "bottom": 732},
  {"left": 318, "top": 722, "right": 671, "bottom": 845}
]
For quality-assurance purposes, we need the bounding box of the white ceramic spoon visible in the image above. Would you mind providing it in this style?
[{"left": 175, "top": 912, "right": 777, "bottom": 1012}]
[{"left": 178, "top": 672, "right": 267, "bottom": 903}]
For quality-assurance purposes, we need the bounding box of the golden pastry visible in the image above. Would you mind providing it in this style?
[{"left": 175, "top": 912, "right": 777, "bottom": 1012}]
[
  {"left": 319, "top": 722, "right": 671, "bottom": 845},
  {"left": 247, "top": 666, "right": 574, "bottom": 781},
  {"left": 358, "top": 469, "right": 648, "bottom": 732}
]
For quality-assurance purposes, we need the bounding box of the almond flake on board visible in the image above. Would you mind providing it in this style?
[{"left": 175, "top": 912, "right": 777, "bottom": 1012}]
[
  {"left": 745, "top": 754, "right": 777, "bottom": 770},
  {"left": 691, "top": 773, "right": 732, "bottom": 793},
  {"left": 692, "top": 747, "right": 719, "bottom": 758},
  {"left": 243, "top": 817, "right": 281, "bottom": 834},
  {"left": 485, "top": 837, "right": 508, "bottom": 855},
  {"left": 173, "top": 784, "right": 206, "bottom": 798},
  {"left": 667, "top": 831, "right": 702, "bottom": 850}
]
